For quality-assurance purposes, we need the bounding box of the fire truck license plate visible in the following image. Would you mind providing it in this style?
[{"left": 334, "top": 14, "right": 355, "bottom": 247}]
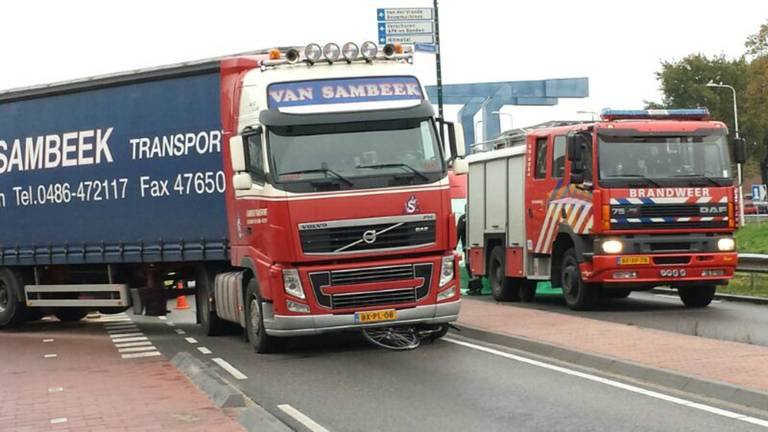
[
  {"left": 618, "top": 256, "right": 650, "bottom": 265},
  {"left": 355, "top": 309, "right": 397, "bottom": 323}
]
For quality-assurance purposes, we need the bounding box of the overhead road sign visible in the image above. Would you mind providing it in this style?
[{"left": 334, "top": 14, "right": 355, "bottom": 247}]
[{"left": 377, "top": 8, "right": 434, "bottom": 21}]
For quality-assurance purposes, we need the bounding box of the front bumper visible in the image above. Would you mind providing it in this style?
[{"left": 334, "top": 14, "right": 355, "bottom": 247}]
[
  {"left": 263, "top": 299, "right": 461, "bottom": 337},
  {"left": 581, "top": 252, "right": 737, "bottom": 286}
]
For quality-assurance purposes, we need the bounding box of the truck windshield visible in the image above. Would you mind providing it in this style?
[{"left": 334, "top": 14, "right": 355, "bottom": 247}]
[
  {"left": 598, "top": 134, "right": 732, "bottom": 187},
  {"left": 267, "top": 118, "right": 445, "bottom": 192}
]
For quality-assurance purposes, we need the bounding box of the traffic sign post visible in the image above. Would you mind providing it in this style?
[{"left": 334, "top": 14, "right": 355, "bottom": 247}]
[{"left": 752, "top": 184, "right": 767, "bottom": 202}]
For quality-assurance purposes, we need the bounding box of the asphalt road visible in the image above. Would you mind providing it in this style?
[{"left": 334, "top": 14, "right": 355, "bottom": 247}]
[
  {"left": 478, "top": 290, "right": 768, "bottom": 347},
  {"left": 130, "top": 301, "right": 768, "bottom": 432}
]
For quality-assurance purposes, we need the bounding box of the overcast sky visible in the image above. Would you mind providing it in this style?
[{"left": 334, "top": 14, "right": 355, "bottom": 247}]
[{"left": 1, "top": 1, "right": 765, "bottom": 137}]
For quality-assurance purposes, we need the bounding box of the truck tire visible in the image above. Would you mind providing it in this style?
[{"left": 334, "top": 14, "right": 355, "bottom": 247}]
[
  {"left": 560, "top": 248, "right": 598, "bottom": 310},
  {"left": 245, "top": 280, "right": 277, "bottom": 354},
  {"left": 54, "top": 308, "right": 89, "bottom": 322},
  {"left": 677, "top": 285, "right": 716, "bottom": 308},
  {"left": 602, "top": 288, "right": 631, "bottom": 299},
  {"left": 489, "top": 246, "right": 520, "bottom": 302},
  {"left": 196, "top": 268, "right": 227, "bottom": 336},
  {"left": 0, "top": 268, "right": 28, "bottom": 328},
  {"left": 519, "top": 280, "right": 537, "bottom": 303}
]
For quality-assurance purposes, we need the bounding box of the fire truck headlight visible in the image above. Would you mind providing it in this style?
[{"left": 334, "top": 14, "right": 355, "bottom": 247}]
[
  {"left": 361, "top": 41, "right": 378, "bottom": 59},
  {"left": 304, "top": 43, "right": 322, "bottom": 62},
  {"left": 601, "top": 239, "right": 623, "bottom": 254},
  {"left": 717, "top": 237, "right": 735, "bottom": 252},
  {"left": 323, "top": 43, "right": 341, "bottom": 62},
  {"left": 342, "top": 42, "right": 359, "bottom": 62},
  {"left": 282, "top": 269, "right": 306, "bottom": 299},
  {"left": 439, "top": 255, "right": 455, "bottom": 287}
]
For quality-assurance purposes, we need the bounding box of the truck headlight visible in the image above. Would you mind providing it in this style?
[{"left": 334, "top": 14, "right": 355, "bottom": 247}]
[
  {"left": 282, "top": 269, "right": 305, "bottom": 299},
  {"left": 437, "top": 285, "right": 456, "bottom": 301},
  {"left": 717, "top": 237, "right": 735, "bottom": 251},
  {"left": 601, "top": 239, "right": 623, "bottom": 254},
  {"left": 439, "top": 255, "right": 455, "bottom": 287}
]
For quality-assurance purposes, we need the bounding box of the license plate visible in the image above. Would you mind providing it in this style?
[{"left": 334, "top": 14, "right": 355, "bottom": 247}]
[
  {"left": 618, "top": 256, "right": 650, "bottom": 265},
  {"left": 355, "top": 309, "right": 397, "bottom": 324}
]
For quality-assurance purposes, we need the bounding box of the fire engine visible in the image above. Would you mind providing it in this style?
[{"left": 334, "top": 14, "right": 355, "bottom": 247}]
[{"left": 465, "top": 109, "right": 743, "bottom": 310}]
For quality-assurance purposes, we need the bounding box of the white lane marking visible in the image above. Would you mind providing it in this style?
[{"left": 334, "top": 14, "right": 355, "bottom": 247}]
[
  {"left": 166, "top": 322, "right": 176, "bottom": 327},
  {"left": 185, "top": 337, "right": 198, "bottom": 344},
  {"left": 115, "top": 341, "right": 152, "bottom": 348},
  {"left": 212, "top": 358, "right": 248, "bottom": 380},
  {"left": 121, "top": 351, "right": 162, "bottom": 359},
  {"left": 50, "top": 417, "right": 68, "bottom": 424},
  {"left": 104, "top": 322, "right": 136, "bottom": 328},
  {"left": 118, "top": 346, "right": 158, "bottom": 353},
  {"left": 158, "top": 316, "right": 167, "bottom": 321},
  {"left": 48, "top": 387, "right": 63, "bottom": 393},
  {"left": 107, "top": 328, "right": 139, "bottom": 334},
  {"left": 110, "top": 332, "right": 143, "bottom": 339},
  {"left": 197, "top": 347, "right": 212, "bottom": 355},
  {"left": 444, "top": 338, "right": 768, "bottom": 428},
  {"left": 277, "top": 404, "right": 330, "bottom": 432},
  {"left": 42, "top": 339, "right": 54, "bottom": 343},
  {"left": 175, "top": 329, "right": 186, "bottom": 335},
  {"left": 110, "top": 336, "right": 148, "bottom": 343},
  {"left": 43, "top": 354, "right": 57, "bottom": 358}
]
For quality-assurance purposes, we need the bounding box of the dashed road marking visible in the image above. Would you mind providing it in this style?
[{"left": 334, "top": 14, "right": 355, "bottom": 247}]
[
  {"left": 175, "top": 329, "right": 186, "bottom": 335},
  {"left": 50, "top": 417, "right": 68, "bottom": 424},
  {"left": 43, "top": 354, "right": 57, "bottom": 359},
  {"left": 105, "top": 322, "right": 137, "bottom": 328},
  {"left": 48, "top": 387, "right": 64, "bottom": 393},
  {"left": 166, "top": 322, "right": 176, "bottom": 327},
  {"left": 185, "top": 337, "right": 198, "bottom": 344},
  {"left": 115, "top": 341, "right": 152, "bottom": 348},
  {"left": 107, "top": 328, "right": 140, "bottom": 335},
  {"left": 109, "top": 336, "right": 148, "bottom": 343},
  {"left": 42, "top": 339, "right": 54, "bottom": 343},
  {"left": 197, "top": 347, "right": 212, "bottom": 355},
  {"left": 277, "top": 404, "right": 330, "bottom": 432},
  {"left": 158, "top": 316, "right": 167, "bottom": 321},
  {"left": 110, "top": 332, "right": 143, "bottom": 339},
  {"left": 212, "top": 358, "right": 248, "bottom": 380},
  {"left": 121, "top": 351, "right": 162, "bottom": 359},
  {"left": 118, "top": 346, "right": 158, "bottom": 353}
]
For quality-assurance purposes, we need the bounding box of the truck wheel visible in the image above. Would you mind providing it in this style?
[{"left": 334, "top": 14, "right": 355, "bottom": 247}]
[
  {"left": 489, "top": 246, "right": 520, "bottom": 302},
  {"left": 677, "top": 285, "right": 716, "bottom": 308},
  {"left": 196, "top": 268, "right": 227, "bottom": 336},
  {"left": 0, "top": 268, "right": 27, "bottom": 328},
  {"left": 519, "top": 280, "right": 537, "bottom": 303},
  {"left": 602, "top": 289, "right": 631, "bottom": 299},
  {"left": 560, "top": 248, "right": 598, "bottom": 310},
  {"left": 245, "top": 280, "right": 277, "bottom": 354},
  {"left": 54, "top": 309, "right": 89, "bottom": 322}
]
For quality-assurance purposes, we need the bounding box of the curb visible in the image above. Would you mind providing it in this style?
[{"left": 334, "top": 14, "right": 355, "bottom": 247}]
[
  {"left": 650, "top": 287, "right": 768, "bottom": 305},
  {"left": 453, "top": 323, "right": 768, "bottom": 412},
  {"left": 171, "top": 352, "right": 291, "bottom": 432}
]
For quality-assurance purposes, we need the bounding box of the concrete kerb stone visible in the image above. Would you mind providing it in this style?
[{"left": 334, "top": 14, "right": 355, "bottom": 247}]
[
  {"left": 237, "top": 406, "right": 293, "bottom": 432},
  {"left": 453, "top": 323, "right": 768, "bottom": 411},
  {"left": 171, "top": 352, "right": 245, "bottom": 408}
]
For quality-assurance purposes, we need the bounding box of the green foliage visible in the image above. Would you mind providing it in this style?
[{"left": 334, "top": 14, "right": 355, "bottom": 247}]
[{"left": 734, "top": 221, "right": 768, "bottom": 253}]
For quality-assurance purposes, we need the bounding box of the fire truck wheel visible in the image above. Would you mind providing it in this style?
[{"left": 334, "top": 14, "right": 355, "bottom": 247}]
[
  {"left": 602, "top": 289, "right": 631, "bottom": 299},
  {"left": 519, "top": 280, "right": 537, "bottom": 303},
  {"left": 196, "top": 268, "right": 227, "bottom": 336},
  {"left": 245, "top": 280, "right": 277, "bottom": 354},
  {"left": 0, "top": 268, "right": 28, "bottom": 328},
  {"left": 489, "top": 246, "right": 521, "bottom": 302},
  {"left": 54, "top": 308, "right": 89, "bottom": 322},
  {"left": 560, "top": 248, "right": 598, "bottom": 310},
  {"left": 677, "top": 285, "right": 716, "bottom": 308}
]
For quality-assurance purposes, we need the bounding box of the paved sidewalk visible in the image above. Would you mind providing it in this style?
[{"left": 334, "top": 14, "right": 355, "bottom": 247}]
[
  {"left": 0, "top": 314, "right": 244, "bottom": 432},
  {"left": 458, "top": 298, "right": 768, "bottom": 394}
]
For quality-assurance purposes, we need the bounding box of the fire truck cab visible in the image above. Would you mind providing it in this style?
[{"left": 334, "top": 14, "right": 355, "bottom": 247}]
[{"left": 466, "top": 109, "right": 742, "bottom": 310}]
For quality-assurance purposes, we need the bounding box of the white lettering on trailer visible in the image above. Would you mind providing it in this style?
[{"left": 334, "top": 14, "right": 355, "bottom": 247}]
[
  {"left": 628, "top": 188, "right": 710, "bottom": 198},
  {"left": 0, "top": 192, "right": 5, "bottom": 208},
  {"left": 129, "top": 130, "right": 221, "bottom": 160},
  {"left": 0, "top": 127, "right": 113, "bottom": 175}
]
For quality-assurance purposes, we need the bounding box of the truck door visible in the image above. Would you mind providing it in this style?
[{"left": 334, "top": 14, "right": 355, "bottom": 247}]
[{"left": 526, "top": 134, "right": 561, "bottom": 255}]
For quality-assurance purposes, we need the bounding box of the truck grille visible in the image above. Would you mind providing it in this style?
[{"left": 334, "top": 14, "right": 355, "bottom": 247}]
[
  {"left": 331, "top": 288, "right": 416, "bottom": 309},
  {"left": 610, "top": 204, "right": 729, "bottom": 230},
  {"left": 298, "top": 215, "right": 436, "bottom": 255},
  {"left": 331, "top": 265, "right": 414, "bottom": 286}
]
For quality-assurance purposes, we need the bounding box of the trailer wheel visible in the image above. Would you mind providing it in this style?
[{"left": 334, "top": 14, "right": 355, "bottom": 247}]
[
  {"left": 489, "top": 246, "right": 520, "bottom": 302},
  {"left": 245, "top": 280, "right": 277, "bottom": 354},
  {"left": 196, "top": 268, "right": 227, "bottom": 336},
  {"left": 0, "top": 268, "right": 28, "bottom": 328},
  {"left": 677, "top": 285, "right": 716, "bottom": 308},
  {"left": 54, "top": 309, "right": 89, "bottom": 322},
  {"left": 560, "top": 248, "right": 598, "bottom": 310},
  {"left": 519, "top": 280, "right": 537, "bottom": 303}
]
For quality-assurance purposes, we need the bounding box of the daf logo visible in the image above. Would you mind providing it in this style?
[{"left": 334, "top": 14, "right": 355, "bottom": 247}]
[
  {"left": 362, "top": 230, "right": 377, "bottom": 244},
  {"left": 700, "top": 206, "right": 727, "bottom": 214}
]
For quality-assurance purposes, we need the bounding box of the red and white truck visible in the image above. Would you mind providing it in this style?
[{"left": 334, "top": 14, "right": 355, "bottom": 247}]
[
  {"left": 0, "top": 42, "right": 464, "bottom": 352},
  {"left": 465, "top": 109, "right": 742, "bottom": 310}
]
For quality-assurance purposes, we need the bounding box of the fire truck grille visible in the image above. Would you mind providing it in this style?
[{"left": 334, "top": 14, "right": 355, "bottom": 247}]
[
  {"left": 331, "top": 288, "right": 416, "bottom": 309},
  {"left": 299, "top": 216, "right": 436, "bottom": 255},
  {"left": 331, "top": 265, "right": 414, "bottom": 286},
  {"left": 638, "top": 205, "right": 701, "bottom": 217},
  {"left": 611, "top": 220, "right": 729, "bottom": 230},
  {"left": 610, "top": 204, "right": 729, "bottom": 230}
]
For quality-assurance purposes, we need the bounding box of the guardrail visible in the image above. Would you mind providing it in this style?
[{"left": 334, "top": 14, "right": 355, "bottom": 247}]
[{"left": 737, "top": 253, "right": 768, "bottom": 274}]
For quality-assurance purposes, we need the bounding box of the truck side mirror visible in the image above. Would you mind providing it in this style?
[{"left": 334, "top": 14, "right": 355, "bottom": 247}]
[
  {"left": 229, "top": 135, "right": 247, "bottom": 172},
  {"left": 443, "top": 120, "right": 460, "bottom": 161},
  {"left": 232, "top": 173, "right": 253, "bottom": 190},
  {"left": 733, "top": 137, "right": 746, "bottom": 164},
  {"left": 453, "top": 122, "right": 466, "bottom": 158},
  {"left": 452, "top": 158, "right": 469, "bottom": 175},
  {"left": 567, "top": 133, "right": 582, "bottom": 162}
]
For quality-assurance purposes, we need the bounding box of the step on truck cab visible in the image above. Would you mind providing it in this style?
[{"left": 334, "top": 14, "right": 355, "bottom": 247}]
[
  {"left": 466, "top": 109, "right": 742, "bottom": 310},
  {"left": 0, "top": 42, "right": 464, "bottom": 352}
]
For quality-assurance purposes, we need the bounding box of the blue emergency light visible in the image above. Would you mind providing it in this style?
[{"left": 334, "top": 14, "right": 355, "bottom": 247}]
[{"left": 600, "top": 108, "right": 710, "bottom": 121}]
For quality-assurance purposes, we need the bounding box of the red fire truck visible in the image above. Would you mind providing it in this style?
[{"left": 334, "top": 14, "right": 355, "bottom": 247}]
[{"left": 466, "top": 109, "right": 743, "bottom": 310}]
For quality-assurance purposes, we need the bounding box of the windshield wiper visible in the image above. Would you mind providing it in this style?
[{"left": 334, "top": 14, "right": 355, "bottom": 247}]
[
  {"left": 613, "top": 174, "right": 663, "bottom": 188},
  {"left": 669, "top": 174, "right": 723, "bottom": 187},
  {"left": 280, "top": 168, "right": 353, "bottom": 186},
  {"left": 356, "top": 163, "right": 429, "bottom": 181}
]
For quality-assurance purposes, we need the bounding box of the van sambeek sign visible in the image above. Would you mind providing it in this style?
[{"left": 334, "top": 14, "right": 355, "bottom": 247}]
[{"left": 267, "top": 76, "right": 423, "bottom": 108}]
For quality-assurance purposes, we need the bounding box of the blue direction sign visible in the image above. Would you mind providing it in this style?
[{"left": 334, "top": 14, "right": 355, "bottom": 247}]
[
  {"left": 377, "top": 8, "right": 433, "bottom": 21},
  {"left": 377, "top": 7, "right": 435, "bottom": 44}
]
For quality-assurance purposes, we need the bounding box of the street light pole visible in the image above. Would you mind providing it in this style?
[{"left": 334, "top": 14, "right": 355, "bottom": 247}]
[{"left": 706, "top": 81, "right": 744, "bottom": 226}]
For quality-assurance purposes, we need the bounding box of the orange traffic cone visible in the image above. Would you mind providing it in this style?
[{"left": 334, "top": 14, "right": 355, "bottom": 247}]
[{"left": 175, "top": 281, "right": 190, "bottom": 310}]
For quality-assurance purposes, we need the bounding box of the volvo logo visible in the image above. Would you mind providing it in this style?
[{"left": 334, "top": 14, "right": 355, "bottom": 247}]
[{"left": 362, "top": 229, "right": 377, "bottom": 244}]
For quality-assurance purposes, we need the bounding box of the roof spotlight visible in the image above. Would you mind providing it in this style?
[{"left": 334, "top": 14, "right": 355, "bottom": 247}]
[
  {"left": 304, "top": 43, "right": 322, "bottom": 63},
  {"left": 323, "top": 43, "right": 341, "bottom": 62},
  {"left": 361, "top": 41, "right": 378, "bottom": 60},
  {"left": 383, "top": 43, "right": 396, "bottom": 59},
  {"left": 342, "top": 42, "right": 359, "bottom": 62},
  {"left": 286, "top": 48, "right": 300, "bottom": 64}
]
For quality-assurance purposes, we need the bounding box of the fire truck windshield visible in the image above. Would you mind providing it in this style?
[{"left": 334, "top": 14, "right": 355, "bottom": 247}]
[
  {"left": 597, "top": 134, "right": 732, "bottom": 187},
  {"left": 267, "top": 117, "right": 446, "bottom": 192}
]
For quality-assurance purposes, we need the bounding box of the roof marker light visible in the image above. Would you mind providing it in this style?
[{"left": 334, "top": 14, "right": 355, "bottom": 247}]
[
  {"left": 600, "top": 108, "right": 711, "bottom": 121},
  {"left": 268, "top": 49, "right": 281, "bottom": 60},
  {"left": 323, "top": 43, "right": 341, "bottom": 62},
  {"left": 361, "top": 41, "right": 378, "bottom": 60},
  {"left": 342, "top": 42, "right": 359, "bottom": 62},
  {"left": 304, "top": 43, "right": 322, "bottom": 63}
]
